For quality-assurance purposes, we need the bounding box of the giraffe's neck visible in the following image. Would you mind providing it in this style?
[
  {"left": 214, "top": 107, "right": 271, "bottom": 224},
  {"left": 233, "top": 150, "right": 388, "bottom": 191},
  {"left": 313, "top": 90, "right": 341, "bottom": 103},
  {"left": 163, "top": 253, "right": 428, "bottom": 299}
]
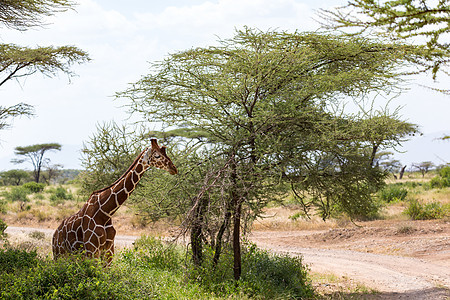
[{"left": 93, "top": 151, "right": 150, "bottom": 219}]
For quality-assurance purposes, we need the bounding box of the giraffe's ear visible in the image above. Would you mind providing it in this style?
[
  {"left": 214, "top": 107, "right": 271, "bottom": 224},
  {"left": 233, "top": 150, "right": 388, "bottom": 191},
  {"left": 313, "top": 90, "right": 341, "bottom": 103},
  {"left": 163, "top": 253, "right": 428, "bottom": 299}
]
[
  {"left": 160, "top": 146, "right": 167, "bottom": 156},
  {"left": 150, "top": 138, "right": 159, "bottom": 149}
]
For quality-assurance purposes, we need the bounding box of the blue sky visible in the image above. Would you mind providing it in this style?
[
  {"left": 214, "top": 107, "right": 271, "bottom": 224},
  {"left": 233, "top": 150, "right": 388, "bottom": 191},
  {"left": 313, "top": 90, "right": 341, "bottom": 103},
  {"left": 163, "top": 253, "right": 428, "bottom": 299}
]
[{"left": 0, "top": 0, "right": 449, "bottom": 170}]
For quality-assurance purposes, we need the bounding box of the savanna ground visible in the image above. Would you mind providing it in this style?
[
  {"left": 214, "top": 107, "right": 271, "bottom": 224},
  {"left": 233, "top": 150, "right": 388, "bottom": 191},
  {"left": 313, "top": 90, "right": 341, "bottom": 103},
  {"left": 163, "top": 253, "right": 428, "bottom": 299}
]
[{"left": 1, "top": 172, "right": 449, "bottom": 299}]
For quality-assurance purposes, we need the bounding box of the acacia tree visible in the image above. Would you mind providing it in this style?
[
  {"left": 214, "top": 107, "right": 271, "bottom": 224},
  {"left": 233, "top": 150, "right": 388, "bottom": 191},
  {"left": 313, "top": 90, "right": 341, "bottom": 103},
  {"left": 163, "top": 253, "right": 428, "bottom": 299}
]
[
  {"left": 112, "top": 28, "right": 424, "bottom": 280},
  {"left": 0, "top": 0, "right": 89, "bottom": 134},
  {"left": 320, "top": 0, "right": 449, "bottom": 85},
  {"left": 0, "top": 0, "right": 75, "bottom": 30},
  {"left": 12, "top": 143, "right": 61, "bottom": 183},
  {"left": 0, "top": 169, "right": 30, "bottom": 185}
]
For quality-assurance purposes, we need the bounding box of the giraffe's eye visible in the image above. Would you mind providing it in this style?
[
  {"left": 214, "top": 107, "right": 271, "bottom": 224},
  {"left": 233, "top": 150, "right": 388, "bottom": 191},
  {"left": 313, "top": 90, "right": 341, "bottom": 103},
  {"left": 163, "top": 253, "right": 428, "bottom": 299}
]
[{"left": 154, "top": 154, "right": 161, "bottom": 159}]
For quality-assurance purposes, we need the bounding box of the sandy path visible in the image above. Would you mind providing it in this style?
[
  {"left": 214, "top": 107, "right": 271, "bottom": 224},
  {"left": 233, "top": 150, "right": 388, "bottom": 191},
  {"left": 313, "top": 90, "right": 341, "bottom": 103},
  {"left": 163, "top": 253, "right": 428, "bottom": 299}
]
[{"left": 5, "top": 226, "right": 450, "bottom": 298}]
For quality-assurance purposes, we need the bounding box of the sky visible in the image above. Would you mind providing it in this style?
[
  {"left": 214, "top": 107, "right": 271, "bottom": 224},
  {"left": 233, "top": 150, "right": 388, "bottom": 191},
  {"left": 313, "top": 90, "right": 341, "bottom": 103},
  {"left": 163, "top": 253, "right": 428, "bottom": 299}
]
[{"left": 0, "top": 0, "right": 449, "bottom": 171}]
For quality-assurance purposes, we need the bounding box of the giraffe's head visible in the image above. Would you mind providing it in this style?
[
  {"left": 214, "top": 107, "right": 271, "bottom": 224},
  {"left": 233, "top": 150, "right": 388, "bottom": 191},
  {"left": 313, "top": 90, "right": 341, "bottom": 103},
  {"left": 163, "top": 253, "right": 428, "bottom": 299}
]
[{"left": 142, "top": 139, "right": 178, "bottom": 175}]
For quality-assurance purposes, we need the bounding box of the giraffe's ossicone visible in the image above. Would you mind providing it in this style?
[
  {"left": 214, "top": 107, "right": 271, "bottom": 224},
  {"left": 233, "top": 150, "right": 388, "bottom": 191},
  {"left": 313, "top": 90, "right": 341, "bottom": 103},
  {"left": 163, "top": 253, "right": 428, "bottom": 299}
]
[{"left": 52, "top": 139, "right": 177, "bottom": 263}]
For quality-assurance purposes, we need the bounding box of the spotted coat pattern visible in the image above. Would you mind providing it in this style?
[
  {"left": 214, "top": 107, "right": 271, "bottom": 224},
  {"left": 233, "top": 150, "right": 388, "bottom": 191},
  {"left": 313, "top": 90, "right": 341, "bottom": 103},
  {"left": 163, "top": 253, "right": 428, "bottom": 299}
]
[{"left": 52, "top": 139, "right": 177, "bottom": 263}]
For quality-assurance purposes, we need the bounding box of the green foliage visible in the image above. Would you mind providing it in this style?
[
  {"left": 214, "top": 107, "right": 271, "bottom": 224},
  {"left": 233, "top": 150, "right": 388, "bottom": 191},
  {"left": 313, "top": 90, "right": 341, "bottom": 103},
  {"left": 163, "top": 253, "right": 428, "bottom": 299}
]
[
  {"left": 404, "top": 199, "right": 447, "bottom": 220},
  {"left": 183, "top": 242, "right": 314, "bottom": 299},
  {"left": 320, "top": 0, "right": 450, "bottom": 80},
  {"left": 378, "top": 185, "right": 408, "bottom": 203},
  {"left": 79, "top": 122, "right": 147, "bottom": 195},
  {"left": 0, "top": 169, "right": 31, "bottom": 186},
  {"left": 0, "top": 45, "right": 90, "bottom": 87},
  {"left": 22, "top": 182, "right": 45, "bottom": 193},
  {"left": 0, "top": 246, "right": 38, "bottom": 274},
  {"left": 0, "top": 237, "right": 315, "bottom": 299},
  {"left": 120, "top": 236, "right": 182, "bottom": 271},
  {"left": 241, "top": 243, "right": 314, "bottom": 299},
  {"left": 0, "top": 255, "right": 134, "bottom": 299},
  {"left": 0, "top": 219, "right": 7, "bottom": 239},
  {"left": 49, "top": 186, "right": 73, "bottom": 203},
  {"left": 0, "top": 0, "right": 89, "bottom": 133},
  {"left": 439, "top": 166, "right": 450, "bottom": 178},
  {"left": 0, "top": 0, "right": 76, "bottom": 30},
  {"left": 0, "top": 199, "right": 6, "bottom": 214},
  {"left": 2, "top": 186, "right": 30, "bottom": 202},
  {"left": 430, "top": 166, "right": 450, "bottom": 188}
]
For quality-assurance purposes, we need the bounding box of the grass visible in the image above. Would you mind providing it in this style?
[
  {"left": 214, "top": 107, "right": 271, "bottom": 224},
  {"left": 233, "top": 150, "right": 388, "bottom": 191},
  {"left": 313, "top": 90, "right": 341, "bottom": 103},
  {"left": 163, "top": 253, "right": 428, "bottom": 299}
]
[{"left": 310, "top": 272, "right": 377, "bottom": 299}]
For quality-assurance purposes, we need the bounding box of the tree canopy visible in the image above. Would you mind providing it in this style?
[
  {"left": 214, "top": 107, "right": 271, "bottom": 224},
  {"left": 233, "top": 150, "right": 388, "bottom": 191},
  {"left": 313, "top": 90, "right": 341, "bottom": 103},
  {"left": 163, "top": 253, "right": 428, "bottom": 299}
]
[
  {"left": 0, "top": 44, "right": 90, "bottom": 87},
  {"left": 0, "top": 0, "right": 89, "bottom": 136},
  {"left": 319, "top": 0, "right": 450, "bottom": 81},
  {"left": 0, "top": 0, "right": 75, "bottom": 30}
]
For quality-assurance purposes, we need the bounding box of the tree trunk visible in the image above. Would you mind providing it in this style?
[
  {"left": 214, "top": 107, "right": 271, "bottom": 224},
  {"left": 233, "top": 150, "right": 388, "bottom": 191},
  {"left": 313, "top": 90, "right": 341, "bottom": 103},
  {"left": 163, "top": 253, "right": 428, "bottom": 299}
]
[
  {"left": 191, "top": 196, "right": 208, "bottom": 267},
  {"left": 212, "top": 209, "right": 231, "bottom": 269},
  {"left": 232, "top": 198, "right": 242, "bottom": 281},
  {"left": 230, "top": 155, "right": 241, "bottom": 281}
]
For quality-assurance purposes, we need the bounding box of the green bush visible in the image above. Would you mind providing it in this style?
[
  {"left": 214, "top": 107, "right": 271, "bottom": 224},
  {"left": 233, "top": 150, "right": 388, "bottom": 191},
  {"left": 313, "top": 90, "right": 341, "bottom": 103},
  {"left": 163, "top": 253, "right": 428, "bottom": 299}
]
[
  {"left": 0, "top": 198, "right": 6, "bottom": 214},
  {"left": 0, "top": 219, "right": 7, "bottom": 239},
  {"left": 241, "top": 242, "right": 314, "bottom": 299},
  {"left": 430, "top": 166, "right": 450, "bottom": 188},
  {"left": 49, "top": 186, "right": 73, "bottom": 203},
  {"left": 439, "top": 166, "right": 450, "bottom": 178},
  {"left": 3, "top": 186, "right": 30, "bottom": 202},
  {"left": 0, "top": 237, "right": 316, "bottom": 299},
  {"left": 0, "top": 255, "right": 135, "bottom": 299},
  {"left": 0, "top": 246, "right": 38, "bottom": 274},
  {"left": 22, "top": 182, "right": 45, "bottom": 193},
  {"left": 378, "top": 185, "right": 408, "bottom": 202},
  {"left": 120, "top": 235, "right": 182, "bottom": 271},
  {"left": 430, "top": 176, "right": 450, "bottom": 189},
  {"left": 404, "top": 199, "right": 446, "bottom": 220}
]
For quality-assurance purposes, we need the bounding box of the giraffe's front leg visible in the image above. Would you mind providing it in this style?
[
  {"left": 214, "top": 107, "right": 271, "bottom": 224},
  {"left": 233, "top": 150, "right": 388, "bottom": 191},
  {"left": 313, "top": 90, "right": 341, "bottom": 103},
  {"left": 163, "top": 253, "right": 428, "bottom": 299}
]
[{"left": 103, "top": 222, "right": 116, "bottom": 265}]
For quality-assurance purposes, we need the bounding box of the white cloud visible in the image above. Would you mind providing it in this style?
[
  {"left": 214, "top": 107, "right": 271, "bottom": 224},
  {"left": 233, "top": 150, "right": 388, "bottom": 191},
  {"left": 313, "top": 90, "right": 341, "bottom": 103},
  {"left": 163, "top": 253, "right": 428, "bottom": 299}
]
[{"left": 0, "top": 0, "right": 448, "bottom": 170}]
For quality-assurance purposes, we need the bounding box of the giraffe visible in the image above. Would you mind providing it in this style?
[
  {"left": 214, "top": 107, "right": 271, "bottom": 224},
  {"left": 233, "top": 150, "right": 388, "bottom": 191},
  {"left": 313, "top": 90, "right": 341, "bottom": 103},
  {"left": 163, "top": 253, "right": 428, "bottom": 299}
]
[{"left": 52, "top": 139, "right": 177, "bottom": 263}]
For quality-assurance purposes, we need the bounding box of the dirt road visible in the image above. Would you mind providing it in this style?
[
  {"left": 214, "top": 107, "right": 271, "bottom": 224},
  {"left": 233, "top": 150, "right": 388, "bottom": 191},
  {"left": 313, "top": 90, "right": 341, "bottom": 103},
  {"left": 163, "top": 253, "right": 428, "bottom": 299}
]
[
  {"left": 5, "top": 225, "right": 450, "bottom": 299},
  {"left": 251, "top": 231, "right": 449, "bottom": 298}
]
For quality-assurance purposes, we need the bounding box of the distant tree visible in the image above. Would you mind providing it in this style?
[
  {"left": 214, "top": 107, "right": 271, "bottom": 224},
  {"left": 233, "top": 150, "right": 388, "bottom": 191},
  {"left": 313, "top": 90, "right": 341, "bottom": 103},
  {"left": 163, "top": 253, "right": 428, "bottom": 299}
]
[
  {"left": 0, "top": 169, "right": 30, "bottom": 185},
  {"left": 0, "top": 0, "right": 89, "bottom": 135},
  {"left": 12, "top": 143, "right": 62, "bottom": 183},
  {"left": 377, "top": 151, "right": 402, "bottom": 178},
  {"left": 412, "top": 161, "right": 435, "bottom": 177},
  {"left": 41, "top": 163, "right": 63, "bottom": 184}
]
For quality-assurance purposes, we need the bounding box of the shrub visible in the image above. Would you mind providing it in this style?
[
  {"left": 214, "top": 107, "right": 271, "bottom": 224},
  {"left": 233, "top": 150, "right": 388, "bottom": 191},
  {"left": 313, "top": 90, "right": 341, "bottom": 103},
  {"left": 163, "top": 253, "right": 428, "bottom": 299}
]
[
  {"left": 404, "top": 199, "right": 446, "bottom": 220},
  {"left": 0, "top": 198, "right": 6, "bottom": 214},
  {"left": 241, "top": 242, "right": 314, "bottom": 299},
  {"left": 378, "top": 185, "right": 408, "bottom": 203},
  {"left": 430, "top": 176, "right": 450, "bottom": 189},
  {"left": 0, "top": 246, "right": 38, "bottom": 274},
  {"left": 0, "top": 255, "right": 137, "bottom": 299},
  {"left": 0, "top": 219, "right": 7, "bottom": 239},
  {"left": 49, "top": 186, "right": 73, "bottom": 203},
  {"left": 120, "top": 235, "right": 181, "bottom": 271},
  {"left": 3, "top": 186, "right": 30, "bottom": 202},
  {"left": 430, "top": 166, "right": 450, "bottom": 188},
  {"left": 439, "top": 166, "right": 450, "bottom": 178},
  {"left": 22, "top": 182, "right": 45, "bottom": 193}
]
